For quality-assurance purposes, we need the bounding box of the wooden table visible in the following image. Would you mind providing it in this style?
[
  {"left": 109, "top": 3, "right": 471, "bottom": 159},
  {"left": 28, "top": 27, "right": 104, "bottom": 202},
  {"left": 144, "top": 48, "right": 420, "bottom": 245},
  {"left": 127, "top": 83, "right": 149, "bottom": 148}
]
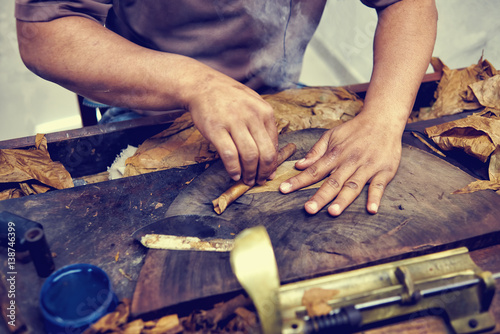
[{"left": 1, "top": 73, "right": 499, "bottom": 333}]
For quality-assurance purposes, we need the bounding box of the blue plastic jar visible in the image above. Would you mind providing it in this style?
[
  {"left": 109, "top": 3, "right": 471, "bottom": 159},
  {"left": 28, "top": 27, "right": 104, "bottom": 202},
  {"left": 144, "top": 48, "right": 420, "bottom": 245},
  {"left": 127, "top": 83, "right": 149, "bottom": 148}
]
[{"left": 39, "top": 264, "right": 119, "bottom": 334}]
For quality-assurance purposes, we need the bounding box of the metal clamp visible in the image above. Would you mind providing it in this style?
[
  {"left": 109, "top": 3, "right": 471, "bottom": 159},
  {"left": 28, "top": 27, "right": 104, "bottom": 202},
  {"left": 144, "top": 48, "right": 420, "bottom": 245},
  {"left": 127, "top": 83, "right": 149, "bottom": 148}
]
[{"left": 230, "top": 226, "right": 497, "bottom": 334}]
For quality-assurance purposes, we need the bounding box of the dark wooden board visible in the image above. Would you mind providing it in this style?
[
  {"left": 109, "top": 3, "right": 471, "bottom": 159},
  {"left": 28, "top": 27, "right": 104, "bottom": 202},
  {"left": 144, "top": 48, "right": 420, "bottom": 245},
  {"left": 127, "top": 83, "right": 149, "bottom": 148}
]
[
  {"left": 132, "top": 128, "right": 500, "bottom": 318},
  {"left": 0, "top": 112, "right": 183, "bottom": 178},
  {"left": 0, "top": 163, "right": 207, "bottom": 333}
]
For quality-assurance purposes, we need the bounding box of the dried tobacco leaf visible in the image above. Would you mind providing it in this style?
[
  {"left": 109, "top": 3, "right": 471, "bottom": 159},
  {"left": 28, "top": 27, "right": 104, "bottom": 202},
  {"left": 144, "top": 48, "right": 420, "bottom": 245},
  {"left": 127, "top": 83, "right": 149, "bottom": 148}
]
[
  {"left": 417, "top": 57, "right": 497, "bottom": 121},
  {"left": 124, "top": 124, "right": 217, "bottom": 177},
  {"left": 93, "top": 296, "right": 257, "bottom": 333},
  {"left": 234, "top": 307, "right": 258, "bottom": 327},
  {"left": 452, "top": 180, "right": 500, "bottom": 195},
  {"left": 426, "top": 113, "right": 500, "bottom": 195},
  {"left": 265, "top": 86, "right": 363, "bottom": 133},
  {"left": 83, "top": 299, "right": 130, "bottom": 334},
  {"left": 470, "top": 74, "right": 500, "bottom": 112},
  {"left": 425, "top": 113, "right": 500, "bottom": 162},
  {"left": 83, "top": 299, "right": 182, "bottom": 334},
  {"left": 187, "top": 294, "right": 252, "bottom": 329},
  {"left": 142, "top": 315, "right": 182, "bottom": 334},
  {"left": 0, "top": 188, "right": 23, "bottom": 201},
  {"left": 301, "top": 287, "right": 339, "bottom": 317},
  {"left": 0, "top": 134, "right": 73, "bottom": 200},
  {"left": 455, "top": 147, "right": 500, "bottom": 195},
  {"left": 122, "top": 319, "right": 145, "bottom": 334},
  {"left": 488, "top": 147, "right": 500, "bottom": 183},
  {"left": 244, "top": 160, "right": 324, "bottom": 195}
]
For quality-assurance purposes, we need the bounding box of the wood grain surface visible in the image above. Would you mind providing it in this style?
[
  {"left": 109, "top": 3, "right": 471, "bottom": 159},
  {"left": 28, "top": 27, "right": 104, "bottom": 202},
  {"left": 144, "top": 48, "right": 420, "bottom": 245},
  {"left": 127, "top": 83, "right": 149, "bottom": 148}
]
[{"left": 132, "top": 129, "right": 500, "bottom": 319}]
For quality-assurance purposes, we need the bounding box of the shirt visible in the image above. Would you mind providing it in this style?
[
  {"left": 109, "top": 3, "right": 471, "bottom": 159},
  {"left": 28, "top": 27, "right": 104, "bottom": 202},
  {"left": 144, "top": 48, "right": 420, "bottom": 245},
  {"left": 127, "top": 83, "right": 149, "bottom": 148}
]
[{"left": 15, "top": 0, "right": 400, "bottom": 93}]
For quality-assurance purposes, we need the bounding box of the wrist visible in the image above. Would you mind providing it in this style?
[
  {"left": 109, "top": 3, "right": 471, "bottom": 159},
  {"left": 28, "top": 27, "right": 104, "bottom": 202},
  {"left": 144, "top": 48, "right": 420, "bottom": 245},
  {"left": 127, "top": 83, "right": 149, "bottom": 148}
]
[
  {"left": 173, "top": 57, "right": 213, "bottom": 109},
  {"left": 354, "top": 106, "right": 408, "bottom": 138}
]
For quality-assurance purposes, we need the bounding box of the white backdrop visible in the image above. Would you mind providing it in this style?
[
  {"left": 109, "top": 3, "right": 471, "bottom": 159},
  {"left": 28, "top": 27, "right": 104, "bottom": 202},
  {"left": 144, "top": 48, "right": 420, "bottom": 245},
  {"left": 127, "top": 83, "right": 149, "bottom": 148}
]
[
  {"left": 1, "top": 0, "right": 499, "bottom": 141},
  {"left": 300, "top": 0, "right": 500, "bottom": 86}
]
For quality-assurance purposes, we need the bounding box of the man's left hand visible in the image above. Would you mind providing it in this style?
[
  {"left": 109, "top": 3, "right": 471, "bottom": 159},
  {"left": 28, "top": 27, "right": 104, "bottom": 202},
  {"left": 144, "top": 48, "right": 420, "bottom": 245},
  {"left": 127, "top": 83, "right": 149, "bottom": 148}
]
[{"left": 279, "top": 113, "right": 402, "bottom": 216}]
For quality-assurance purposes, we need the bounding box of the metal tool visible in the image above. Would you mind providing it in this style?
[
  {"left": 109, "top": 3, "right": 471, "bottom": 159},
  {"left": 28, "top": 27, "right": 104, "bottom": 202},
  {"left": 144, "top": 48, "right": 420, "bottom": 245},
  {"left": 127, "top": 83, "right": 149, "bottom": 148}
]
[
  {"left": 230, "top": 226, "right": 282, "bottom": 334},
  {"left": 132, "top": 215, "right": 237, "bottom": 251},
  {"left": 0, "top": 211, "right": 55, "bottom": 277},
  {"left": 230, "top": 226, "right": 498, "bottom": 334},
  {"left": 25, "top": 227, "right": 55, "bottom": 277},
  {"left": 0, "top": 211, "right": 43, "bottom": 252}
]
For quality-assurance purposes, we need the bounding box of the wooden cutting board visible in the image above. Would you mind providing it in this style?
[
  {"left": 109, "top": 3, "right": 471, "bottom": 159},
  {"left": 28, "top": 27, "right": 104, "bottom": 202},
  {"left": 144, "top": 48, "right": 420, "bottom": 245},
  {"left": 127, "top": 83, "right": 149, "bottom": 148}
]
[{"left": 131, "top": 129, "right": 500, "bottom": 317}]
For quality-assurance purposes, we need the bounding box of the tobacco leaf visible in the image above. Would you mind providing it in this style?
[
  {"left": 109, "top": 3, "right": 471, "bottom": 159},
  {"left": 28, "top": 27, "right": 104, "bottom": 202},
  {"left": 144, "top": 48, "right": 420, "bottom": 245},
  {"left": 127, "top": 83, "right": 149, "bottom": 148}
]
[
  {"left": 122, "top": 319, "right": 145, "bottom": 334},
  {"left": 83, "top": 299, "right": 131, "bottom": 334},
  {"left": 0, "top": 134, "right": 73, "bottom": 200},
  {"left": 426, "top": 113, "right": 500, "bottom": 195},
  {"left": 265, "top": 86, "right": 362, "bottom": 133},
  {"left": 124, "top": 87, "right": 363, "bottom": 176},
  {"left": 301, "top": 287, "right": 339, "bottom": 317},
  {"left": 234, "top": 307, "right": 258, "bottom": 328},
  {"left": 83, "top": 299, "right": 182, "bottom": 334},
  {"left": 425, "top": 113, "right": 500, "bottom": 163},
  {"left": 470, "top": 74, "right": 500, "bottom": 112},
  {"left": 489, "top": 147, "right": 500, "bottom": 182},
  {"left": 186, "top": 294, "right": 252, "bottom": 330},
  {"left": 246, "top": 160, "right": 324, "bottom": 194},
  {"left": 142, "top": 315, "right": 182, "bottom": 334},
  {"left": 124, "top": 124, "right": 217, "bottom": 177},
  {"left": 224, "top": 307, "right": 259, "bottom": 333},
  {"left": 452, "top": 179, "right": 500, "bottom": 195},
  {"left": 82, "top": 295, "right": 258, "bottom": 333},
  {"left": 0, "top": 188, "right": 24, "bottom": 201},
  {"left": 415, "top": 57, "right": 497, "bottom": 121}
]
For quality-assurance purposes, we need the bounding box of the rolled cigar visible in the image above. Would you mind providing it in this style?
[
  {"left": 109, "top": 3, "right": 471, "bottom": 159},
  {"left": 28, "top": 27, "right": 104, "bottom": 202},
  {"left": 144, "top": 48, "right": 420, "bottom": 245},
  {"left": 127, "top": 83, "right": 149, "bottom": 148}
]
[{"left": 213, "top": 143, "right": 297, "bottom": 214}]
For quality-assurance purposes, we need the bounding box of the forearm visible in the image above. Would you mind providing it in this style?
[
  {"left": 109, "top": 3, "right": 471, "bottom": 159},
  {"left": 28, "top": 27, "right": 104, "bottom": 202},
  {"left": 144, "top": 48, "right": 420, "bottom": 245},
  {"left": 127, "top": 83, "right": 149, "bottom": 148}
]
[
  {"left": 361, "top": 0, "right": 438, "bottom": 129},
  {"left": 17, "top": 16, "right": 216, "bottom": 111}
]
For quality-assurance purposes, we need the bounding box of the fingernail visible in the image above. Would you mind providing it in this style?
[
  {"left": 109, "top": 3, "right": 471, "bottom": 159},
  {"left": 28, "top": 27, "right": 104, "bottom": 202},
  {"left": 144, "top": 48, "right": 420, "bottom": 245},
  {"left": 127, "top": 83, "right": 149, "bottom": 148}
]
[
  {"left": 297, "top": 158, "right": 306, "bottom": 164},
  {"left": 369, "top": 203, "right": 378, "bottom": 213},
  {"left": 232, "top": 174, "right": 240, "bottom": 182},
  {"left": 269, "top": 171, "right": 276, "bottom": 180},
  {"left": 280, "top": 182, "right": 292, "bottom": 193},
  {"left": 244, "top": 179, "right": 255, "bottom": 187},
  {"left": 330, "top": 203, "right": 341, "bottom": 216},
  {"left": 306, "top": 201, "right": 318, "bottom": 213}
]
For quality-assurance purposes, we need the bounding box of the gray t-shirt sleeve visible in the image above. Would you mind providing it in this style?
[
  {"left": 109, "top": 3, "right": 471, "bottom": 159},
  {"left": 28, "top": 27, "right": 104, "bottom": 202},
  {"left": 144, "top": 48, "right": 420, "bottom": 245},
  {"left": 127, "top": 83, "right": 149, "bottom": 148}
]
[
  {"left": 15, "top": 0, "right": 112, "bottom": 25},
  {"left": 360, "top": 0, "right": 402, "bottom": 8}
]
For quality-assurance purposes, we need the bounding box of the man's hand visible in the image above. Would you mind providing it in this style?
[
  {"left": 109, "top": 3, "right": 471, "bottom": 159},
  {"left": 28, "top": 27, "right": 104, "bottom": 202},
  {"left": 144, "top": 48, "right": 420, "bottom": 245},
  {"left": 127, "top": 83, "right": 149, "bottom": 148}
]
[
  {"left": 279, "top": 113, "right": 402, "bottom": 216},
  {"left": 187, "top": 73, "right": 279, "bottom": 186},
  {"left": 279, "top": 0, "right": 437, "bottom": 216}
]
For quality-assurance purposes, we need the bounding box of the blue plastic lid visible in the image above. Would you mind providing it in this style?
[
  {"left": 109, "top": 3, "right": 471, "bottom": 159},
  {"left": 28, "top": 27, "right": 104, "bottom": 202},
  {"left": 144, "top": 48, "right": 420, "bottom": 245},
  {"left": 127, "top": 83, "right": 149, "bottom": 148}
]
[{"left": 40, "top": 264, "right": 118, "bottom": 334}]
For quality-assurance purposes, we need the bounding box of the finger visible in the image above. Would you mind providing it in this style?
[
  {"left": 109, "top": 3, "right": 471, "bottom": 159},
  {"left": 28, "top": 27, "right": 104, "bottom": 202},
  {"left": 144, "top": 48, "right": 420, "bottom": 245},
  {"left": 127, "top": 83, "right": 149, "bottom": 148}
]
[
  {"left": 253, "top": 105, "right": 279, "bottom": 185},
  {"left": 303, "top": 173, "right": 345, "bottom": 214},
  {"left": 294, "top": 131, "right": 330, "bottom": 170},
  {"left": 280, "top": 145, "right": 341, "bottom": 194},
  {"left": 366, "top": 172, "right": 393, "bottom": 214},
  {"left": 209, "top": 130, "right": 242, "bottom": 181},
  {"left": 280, "top": 161, "right": 328, "bottom": 195},
  {"left": 327, "top": 173, "right": 369, "bottom": 216},
  {"left": 263, "top": 103, "right": 279, "bottom": 153},
  {"left": 230, "top": 126, "right": 260, "bottom": 186},
  {"left": 252, "top": 128, "right": 277, "bottom": 185}
]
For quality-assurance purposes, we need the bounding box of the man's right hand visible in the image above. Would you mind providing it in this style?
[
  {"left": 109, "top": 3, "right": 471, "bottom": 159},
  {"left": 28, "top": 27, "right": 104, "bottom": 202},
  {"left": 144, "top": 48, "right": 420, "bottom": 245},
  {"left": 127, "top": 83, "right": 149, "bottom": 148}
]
[{"left": 185, "top": 71, "right": 279, "bottom": 186}]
